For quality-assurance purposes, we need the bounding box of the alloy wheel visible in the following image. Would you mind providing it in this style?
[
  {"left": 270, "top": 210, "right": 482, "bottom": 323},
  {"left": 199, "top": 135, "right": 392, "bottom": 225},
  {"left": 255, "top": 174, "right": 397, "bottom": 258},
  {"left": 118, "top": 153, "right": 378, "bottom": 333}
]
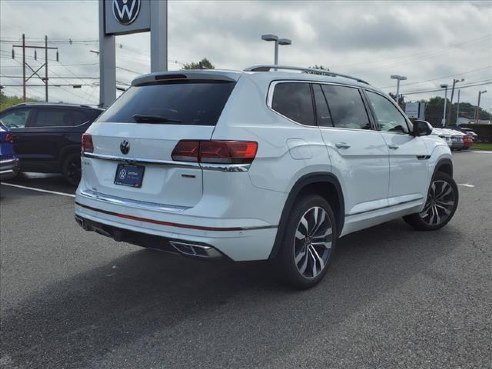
[
  {"left": 294, "top": 206, "right": 333, "bottom": 279},
  {"left": 419, "top": 180, "right": 456, "bottom": 226}
]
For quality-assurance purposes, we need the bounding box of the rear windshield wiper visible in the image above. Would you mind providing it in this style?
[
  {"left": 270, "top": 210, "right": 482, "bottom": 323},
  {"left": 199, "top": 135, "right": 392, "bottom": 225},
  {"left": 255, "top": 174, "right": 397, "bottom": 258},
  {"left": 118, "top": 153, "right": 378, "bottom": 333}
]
[{"left": 132, "top": 114, "right": 182, "bottom": 124}]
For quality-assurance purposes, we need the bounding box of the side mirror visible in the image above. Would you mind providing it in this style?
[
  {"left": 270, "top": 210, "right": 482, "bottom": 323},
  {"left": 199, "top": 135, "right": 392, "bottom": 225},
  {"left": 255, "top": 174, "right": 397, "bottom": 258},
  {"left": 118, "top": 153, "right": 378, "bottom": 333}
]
[{"left": 412, "top": 120, "right": 432, "bottom": 137}]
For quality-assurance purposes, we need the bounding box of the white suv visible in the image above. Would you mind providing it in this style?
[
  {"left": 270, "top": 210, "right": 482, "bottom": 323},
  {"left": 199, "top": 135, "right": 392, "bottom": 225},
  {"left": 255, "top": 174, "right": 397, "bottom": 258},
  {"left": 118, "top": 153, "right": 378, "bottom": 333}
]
[{"left": 75, "top": 65, "right": 458, "bottom": 288}]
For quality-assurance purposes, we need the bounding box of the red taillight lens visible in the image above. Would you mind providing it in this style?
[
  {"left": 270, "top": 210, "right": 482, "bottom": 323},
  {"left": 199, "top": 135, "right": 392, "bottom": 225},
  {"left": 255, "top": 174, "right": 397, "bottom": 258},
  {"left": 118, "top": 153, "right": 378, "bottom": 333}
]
[
  {"left": 82, "top": 133, "right": 93, "bottom": 153},
  {"left": 5, "top": 132, "right": 14, "bottom": 144},
  {"left": 199, "top": 141, "right": 258, "bottom": 164},
  {"left": 171, "top": 140, "right": 200, "bottom": 162},
  {"left": 172, "top": 140, "right": 258, "bottom": 164}
]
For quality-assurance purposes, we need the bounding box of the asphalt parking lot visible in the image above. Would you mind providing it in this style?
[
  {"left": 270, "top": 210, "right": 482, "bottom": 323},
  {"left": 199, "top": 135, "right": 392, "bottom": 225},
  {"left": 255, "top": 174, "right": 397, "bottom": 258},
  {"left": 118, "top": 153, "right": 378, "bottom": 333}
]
[{"left": 1, "top": 151, "right": 491, "bottom": 369}]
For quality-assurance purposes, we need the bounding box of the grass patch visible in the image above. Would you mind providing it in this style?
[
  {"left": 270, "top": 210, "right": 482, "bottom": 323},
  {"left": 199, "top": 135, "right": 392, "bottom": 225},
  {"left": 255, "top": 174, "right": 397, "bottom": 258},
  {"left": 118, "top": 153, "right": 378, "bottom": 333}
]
[{"left": 472, "top": 143, "right": 492, "bottom": 151}]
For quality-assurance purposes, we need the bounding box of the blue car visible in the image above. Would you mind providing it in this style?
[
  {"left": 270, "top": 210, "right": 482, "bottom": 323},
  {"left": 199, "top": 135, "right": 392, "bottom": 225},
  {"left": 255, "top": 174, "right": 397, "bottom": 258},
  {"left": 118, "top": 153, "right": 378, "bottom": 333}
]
[{"left": 0, "top": 122, "right": 19, "bottom": 181}]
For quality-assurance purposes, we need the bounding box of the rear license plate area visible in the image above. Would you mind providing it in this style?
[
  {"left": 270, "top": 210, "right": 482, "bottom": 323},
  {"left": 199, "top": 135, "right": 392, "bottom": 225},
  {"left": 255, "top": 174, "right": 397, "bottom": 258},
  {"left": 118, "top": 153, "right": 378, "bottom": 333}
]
[{"left": 114, "top": 164, "right": 145, "bottom": 188}]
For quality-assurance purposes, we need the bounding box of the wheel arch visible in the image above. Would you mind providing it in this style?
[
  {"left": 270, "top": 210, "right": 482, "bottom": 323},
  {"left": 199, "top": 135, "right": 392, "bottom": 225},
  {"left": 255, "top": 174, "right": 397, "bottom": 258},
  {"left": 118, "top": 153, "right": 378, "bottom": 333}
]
[
  {"left": 433, "top": 158, "right": 453, "bottom": 178},
  {"left": 269, "top": 172, "right": 345, "bottom": 259}
]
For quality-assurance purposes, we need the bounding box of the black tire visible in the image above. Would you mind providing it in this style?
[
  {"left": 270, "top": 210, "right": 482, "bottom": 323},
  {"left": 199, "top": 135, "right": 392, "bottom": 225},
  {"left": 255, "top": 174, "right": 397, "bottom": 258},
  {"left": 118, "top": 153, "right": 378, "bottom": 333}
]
[
  {"left": 403, "top": 172, "right": 458, "bottom": 231},
  {"left": 276, "top": 194, "right": 337, "bottom": 289},
  {"left": 62, "top": 153, "right": 81, "bottom": 186}
]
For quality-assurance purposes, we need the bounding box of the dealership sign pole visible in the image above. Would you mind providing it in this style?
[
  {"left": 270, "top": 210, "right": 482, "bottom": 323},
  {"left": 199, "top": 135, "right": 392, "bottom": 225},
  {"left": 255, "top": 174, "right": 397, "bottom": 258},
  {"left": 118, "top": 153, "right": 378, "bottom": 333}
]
[{"left": 99, "top": 0, "right": 168, "bottom": 108}]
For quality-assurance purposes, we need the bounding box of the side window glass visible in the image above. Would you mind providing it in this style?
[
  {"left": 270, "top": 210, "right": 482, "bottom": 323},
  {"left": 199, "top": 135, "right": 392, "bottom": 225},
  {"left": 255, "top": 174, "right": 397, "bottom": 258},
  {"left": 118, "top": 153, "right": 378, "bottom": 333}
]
[
  {"left": 321, "top": 85, "right": 371, "bottom": 130},
  {"left": 313, "top": 84, "right": 333, "bottom": 127},
  {"left": 272, "top": 82, "right": 315, "bottom": 126},
  {"left": 0, "top": 109, "right": 31, "bottom": 128},
  {"left": 366, "top": 91, "right": 409, "bottom": 133},
  {"left": 68, "top": 111, "right": 90, "bottom": 126},
  {"left": 34, "top": 109, "right": 65, "bottom": 127}
]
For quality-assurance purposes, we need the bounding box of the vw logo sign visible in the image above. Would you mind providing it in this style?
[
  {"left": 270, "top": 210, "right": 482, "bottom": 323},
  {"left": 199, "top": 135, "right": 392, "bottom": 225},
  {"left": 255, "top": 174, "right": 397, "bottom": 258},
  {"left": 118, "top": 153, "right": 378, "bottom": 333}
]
[
  {"left": 120, "top": 140, "right": 130, "bottom": 155},
  {"left": 112, "top": 0, "right": 141, "bottom": 25},
  {"left": 119, "top": 169, "right": 127, "bottom": 180}
]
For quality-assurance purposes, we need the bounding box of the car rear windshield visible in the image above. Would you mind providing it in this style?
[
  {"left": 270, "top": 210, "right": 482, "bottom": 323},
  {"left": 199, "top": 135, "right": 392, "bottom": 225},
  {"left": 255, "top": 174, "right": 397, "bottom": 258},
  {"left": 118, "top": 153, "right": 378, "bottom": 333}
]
[{"left": 97, "top": 80, "right": 236, "bottom": 126}]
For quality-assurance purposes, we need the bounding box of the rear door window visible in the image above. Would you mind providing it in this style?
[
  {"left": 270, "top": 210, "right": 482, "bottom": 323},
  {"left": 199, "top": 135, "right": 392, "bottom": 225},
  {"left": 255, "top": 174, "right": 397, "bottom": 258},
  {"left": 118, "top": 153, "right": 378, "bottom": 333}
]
[
  {"left": 321, "top": 85, "right": 371, "bottom": 130},
  {"left": 34, "top": 108, "right": 65, "bottom": 127},
  {"left": 97, "top": 80, "right": 236, "bottom": 126},
  {"left": 271, "top": 82, "right": 315, "bottom": 126}
]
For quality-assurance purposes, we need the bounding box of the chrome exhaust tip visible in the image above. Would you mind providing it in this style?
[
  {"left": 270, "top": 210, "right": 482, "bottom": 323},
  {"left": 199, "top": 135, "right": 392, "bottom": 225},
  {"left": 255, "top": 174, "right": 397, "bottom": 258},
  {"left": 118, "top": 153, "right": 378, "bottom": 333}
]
[{"left": 169, "top": 241, "right": 222, "bottom": 259}]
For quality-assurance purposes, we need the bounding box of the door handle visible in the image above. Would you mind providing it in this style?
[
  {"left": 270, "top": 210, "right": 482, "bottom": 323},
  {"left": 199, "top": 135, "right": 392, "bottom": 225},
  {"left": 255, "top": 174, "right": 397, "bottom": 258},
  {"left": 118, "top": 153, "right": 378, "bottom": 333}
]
[
  {"left": 388, "top": 145, "right": 399, "bottom": 150},
  {"left": 335, "top": 142, "right": 351, "bottom": 149}
]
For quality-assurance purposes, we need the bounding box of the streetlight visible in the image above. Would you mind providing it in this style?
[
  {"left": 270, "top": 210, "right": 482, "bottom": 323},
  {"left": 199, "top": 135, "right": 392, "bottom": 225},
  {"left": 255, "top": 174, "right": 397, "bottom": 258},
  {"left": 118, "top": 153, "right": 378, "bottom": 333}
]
[
  {"left": 475, "top": 90, "right": 488, "bottom": 123},
  {"left": 261, "top": 34, "right": 292, "bottom": 65},
  {"left": 390, "top": 75, "right": 407, "bottom": 102},
  {"left": 440, "top": 84, "right": 448, "bottom": 127}
]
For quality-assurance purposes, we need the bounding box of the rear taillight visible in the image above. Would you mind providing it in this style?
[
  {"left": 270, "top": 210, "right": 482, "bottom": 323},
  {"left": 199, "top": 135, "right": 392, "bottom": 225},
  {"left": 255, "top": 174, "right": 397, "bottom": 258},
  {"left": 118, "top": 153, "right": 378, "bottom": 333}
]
[
  {"left": 5, "top": 132, "right": 14, "bottom": 144},
  {"left": 82, "top": 133, "right": 93, "bottom": 153},
  {"left": 172, "top": 140, "right": 258, "bottom": 164}
]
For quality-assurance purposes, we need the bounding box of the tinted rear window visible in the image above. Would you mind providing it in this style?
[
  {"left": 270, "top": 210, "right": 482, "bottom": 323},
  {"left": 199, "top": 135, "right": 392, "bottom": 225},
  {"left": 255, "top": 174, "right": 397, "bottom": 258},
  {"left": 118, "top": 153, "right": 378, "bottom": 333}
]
[{"left": 97, "top": 80, "right": 235, "bottom": 125}]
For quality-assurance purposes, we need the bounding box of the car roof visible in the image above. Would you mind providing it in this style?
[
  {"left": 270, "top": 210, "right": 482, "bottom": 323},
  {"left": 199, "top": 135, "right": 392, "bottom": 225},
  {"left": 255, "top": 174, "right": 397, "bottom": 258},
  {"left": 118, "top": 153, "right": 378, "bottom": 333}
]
[{"left": 132, "top": 65, "right": 379, "bottom": 92}]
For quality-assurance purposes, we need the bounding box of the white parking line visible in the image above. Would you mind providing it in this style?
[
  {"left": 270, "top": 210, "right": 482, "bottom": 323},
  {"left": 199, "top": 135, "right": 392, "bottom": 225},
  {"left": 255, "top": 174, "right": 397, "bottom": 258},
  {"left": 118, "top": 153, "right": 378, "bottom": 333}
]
[
  {"left": 0, "top": 183, "right": 75, "bottom": 198},
  {"left": 458, "top": 183, "right": 475, "bottom": 188}
]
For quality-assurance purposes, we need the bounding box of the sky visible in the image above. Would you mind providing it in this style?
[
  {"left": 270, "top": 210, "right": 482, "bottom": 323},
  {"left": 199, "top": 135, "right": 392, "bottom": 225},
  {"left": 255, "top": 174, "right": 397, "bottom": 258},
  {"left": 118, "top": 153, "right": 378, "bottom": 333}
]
[{"left": 1, "top": 0, "right": 491, "bottom": 112}]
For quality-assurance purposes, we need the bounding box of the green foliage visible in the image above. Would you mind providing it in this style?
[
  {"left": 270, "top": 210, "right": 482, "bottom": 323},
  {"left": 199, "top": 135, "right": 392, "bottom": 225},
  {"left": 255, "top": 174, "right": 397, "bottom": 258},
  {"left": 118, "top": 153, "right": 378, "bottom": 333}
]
[
  {"left": 0, "top": 92, "right": 37, "bottom": 112},
  {"left": 461, "top": 124, "right": 492, "bottom": 143},
  {"left": 471, "top": 143, "right": 492, "bottom": 151},
  {"left": 182, "top": 58, "right": 215, "bottom": 70},
  {"left": 423, "top": 96, "right": 490, "bottom": 127},
  {"left": 309, "top": 65, "right": 329, "bottom": 70}
]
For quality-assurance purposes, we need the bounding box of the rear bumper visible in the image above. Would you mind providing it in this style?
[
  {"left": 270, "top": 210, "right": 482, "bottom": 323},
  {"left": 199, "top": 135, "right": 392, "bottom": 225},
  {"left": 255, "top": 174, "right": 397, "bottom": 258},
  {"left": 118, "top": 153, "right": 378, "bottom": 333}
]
[
  {"left": 74, "top": 196, "right": 279, "bottom": 261},
  {"left": 75, "top": 215, "right": 226, "bottom": 259},
  {"left": 0, "top": 158, "right": 19, "bottom": 181}
]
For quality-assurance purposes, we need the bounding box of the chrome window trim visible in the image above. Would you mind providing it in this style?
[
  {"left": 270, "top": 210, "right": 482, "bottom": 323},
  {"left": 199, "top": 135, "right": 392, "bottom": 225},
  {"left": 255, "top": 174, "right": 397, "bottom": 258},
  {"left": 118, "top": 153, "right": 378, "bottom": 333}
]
[{"left": 79, "top": 189, "right": 190, "bottom": 213}]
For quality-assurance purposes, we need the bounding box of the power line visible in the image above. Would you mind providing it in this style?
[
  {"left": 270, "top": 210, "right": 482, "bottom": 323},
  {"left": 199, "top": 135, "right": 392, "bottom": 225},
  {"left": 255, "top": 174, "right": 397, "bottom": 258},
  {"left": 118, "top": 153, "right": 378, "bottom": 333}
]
[
  {"left": 380, "top": 65, "right": 492, "bottom": 89},
  {"left": 403, "top": 80, "right": 492, "bottom": 96},
  {"left": 331, "top": 33, "right": 492, "bottom": 69}
]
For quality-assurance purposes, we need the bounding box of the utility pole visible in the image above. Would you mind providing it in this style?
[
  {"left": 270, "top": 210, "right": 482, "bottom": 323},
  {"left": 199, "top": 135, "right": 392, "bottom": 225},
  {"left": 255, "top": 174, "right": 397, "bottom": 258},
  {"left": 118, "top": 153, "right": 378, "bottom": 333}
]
[
  {"left": 22, "top": 34, "right": 26, "bottom": 101},
  {"left": 475, "top": 90, "right": 488, "bottom": 123},
  {"left": 440, "top": 84, "right": 448, "bottom": 127},
  {"left": 456, "top": 89, "right": 461, "bottom": 124},
  {"left": 13, "top": 34, "right": 59, "bottom": 102},
  {"left": 447, "top": 78, "right": 464, "bottom": 125},
  {"left": 45, "top": 36, "right": 48, "bottom": 102}
]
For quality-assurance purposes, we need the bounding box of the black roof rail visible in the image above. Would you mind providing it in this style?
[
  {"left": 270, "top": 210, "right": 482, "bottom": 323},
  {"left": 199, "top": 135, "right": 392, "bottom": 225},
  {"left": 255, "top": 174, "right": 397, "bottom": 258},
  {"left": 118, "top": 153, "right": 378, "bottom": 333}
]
[{"left": 244, "top": 64, "right": 369, "bottom": 85}]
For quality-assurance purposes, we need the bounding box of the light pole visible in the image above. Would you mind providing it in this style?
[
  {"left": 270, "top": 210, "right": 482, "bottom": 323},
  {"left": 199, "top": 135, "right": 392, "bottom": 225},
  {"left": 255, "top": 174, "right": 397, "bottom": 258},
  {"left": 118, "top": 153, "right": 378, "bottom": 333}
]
[
  {"left": 475, "top": 90, "right": 488, "bottom": 123},
  {"left": 440, "top": 84, "right": 448, "bottom": 127},
  {"left": 390, "top": 75, "right": 407, "bottom": 103},
  {"left": 456, "top": 89, "right": 461, "bottom": 124},
  {"left": 261, "top": 34, "right": 292, "bottom": 65},
  {"left": 447, "top": 78, "right": 464, "bottom": 125}
]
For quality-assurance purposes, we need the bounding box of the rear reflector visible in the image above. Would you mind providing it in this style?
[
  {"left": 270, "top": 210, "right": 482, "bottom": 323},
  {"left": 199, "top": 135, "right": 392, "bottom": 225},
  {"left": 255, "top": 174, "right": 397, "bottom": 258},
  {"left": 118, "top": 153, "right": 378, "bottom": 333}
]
[
  {"left": 82, "top": 133, "right": 94, "bottom": 153},
  {"left": 172, "top": 140, "right": 258, "bottom": 164}
]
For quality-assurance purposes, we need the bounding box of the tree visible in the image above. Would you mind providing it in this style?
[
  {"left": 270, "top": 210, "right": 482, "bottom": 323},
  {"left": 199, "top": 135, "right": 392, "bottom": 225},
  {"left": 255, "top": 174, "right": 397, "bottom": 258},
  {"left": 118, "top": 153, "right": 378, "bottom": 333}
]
[
  {"left": 0, "top": 92, "right": 37, "bottom": 112},
  {"left": 389, "top": 92, "right": 405, "bottom": 110},
  {"left": 182, "top": 58, "right": 215, "bottom": 70}
]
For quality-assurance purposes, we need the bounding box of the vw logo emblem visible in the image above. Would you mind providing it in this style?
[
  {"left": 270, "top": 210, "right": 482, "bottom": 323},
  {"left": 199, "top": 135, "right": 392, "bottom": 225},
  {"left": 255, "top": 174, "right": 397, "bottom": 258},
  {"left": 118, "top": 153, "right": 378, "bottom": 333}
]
[
  {"left": 119, "top": 169, "right": 127, "bottom": 180},
  {"left": 112, "top": 0, "right": 141, "bottom": 25},
  {"left": 120, "top": 140, "right": 130, "bottom": 155}
]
